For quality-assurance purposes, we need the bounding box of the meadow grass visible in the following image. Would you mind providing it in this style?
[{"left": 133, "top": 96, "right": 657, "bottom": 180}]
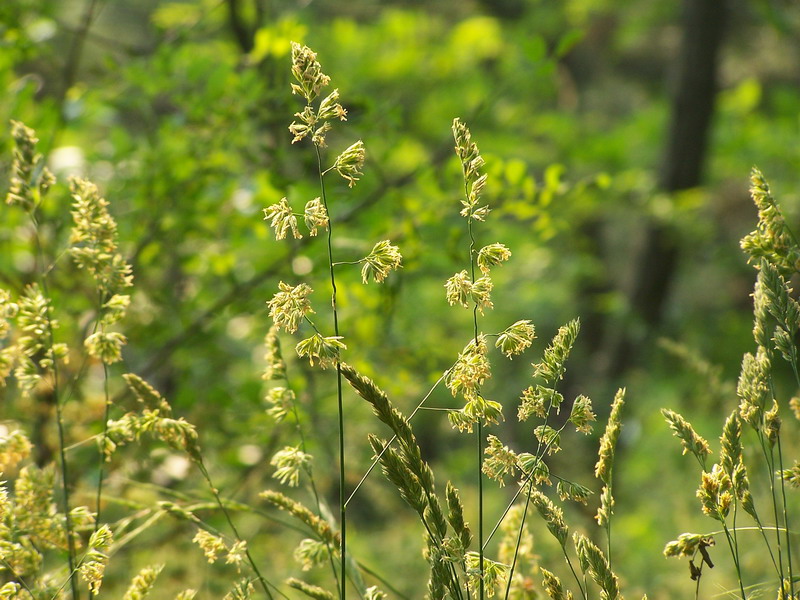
[{"left": 0, "top": 43, "right": 797, "bottom": 600}]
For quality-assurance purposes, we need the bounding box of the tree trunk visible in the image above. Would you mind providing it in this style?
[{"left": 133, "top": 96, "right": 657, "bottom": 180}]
[{"left": 602, "top": 0, "right": 729, "bottom": 378}]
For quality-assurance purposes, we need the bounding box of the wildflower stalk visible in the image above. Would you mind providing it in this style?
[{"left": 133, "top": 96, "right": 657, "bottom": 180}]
[{"left": 315, "top": 140, "right": 348, "bottom": 600}]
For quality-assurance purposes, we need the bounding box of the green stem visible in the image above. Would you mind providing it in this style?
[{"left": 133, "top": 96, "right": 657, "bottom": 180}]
[
  {"left": 465, "top": 184, "right": 486, "bottom": 600},
  {"left": 606, "top": 477, "right": 613, "bottom": 566},
  {"left": 776, "top": 435, "right": 794, "bottom": 597},
  {"left": 290, "top": 402, "right": 341, "bottom": 594},
  {"left": 315, "top": 143, "right": 347, "bottom": 600},
  {"left": 757, "top": 430, "right": 785, "bottom": 590},
  {"left": 503, "top": 479, "right": 533, "bottom": 600},
  {"left": 564, "top": 551, "right": 588, "bottom": 600},
  {"left": 93, "top": 361, "right": 111, "bottom": 521},
  {"left": 477, "top": 419, "right": 485, "bottom": 600},
  {"left": 31, "top": 211, "right": 79, "bottom": 600},
  {"left": 720, "top": 518, "right": 747, "bottom": 600},
  {"left": 782, "top": 351, "right": 800, "bottom": 596}
]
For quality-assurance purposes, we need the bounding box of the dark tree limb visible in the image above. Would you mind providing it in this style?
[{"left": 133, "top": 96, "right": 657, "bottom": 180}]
[{"left": 603, "top": 0, "right": 729, "bottom": 378}]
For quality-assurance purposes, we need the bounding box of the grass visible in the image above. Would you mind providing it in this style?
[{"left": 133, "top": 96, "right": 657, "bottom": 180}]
[{"left": 0, "top": 43, "right": 797, "bottom": 600}]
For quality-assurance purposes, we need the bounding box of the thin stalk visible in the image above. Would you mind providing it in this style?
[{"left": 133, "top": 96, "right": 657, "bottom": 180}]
[
  {"left": 465, "top": 182, "right": 484, "bottom": 600},
  {"left": 503, "top": 479, "right": 533, "bottom": 600},
  {"left": 315, "top": 143, "right": 347, "bottom": 600},
  {"left": 566, "top": 553, "right": 589, "bottom": 600},
  {"left": 605, "top": 475, "right": 613, "bottom": 565},
  {"left": 757, "top": 430, "right": 785, "bottom": 589},
  {"left": 720, "top": 518, "right": 747, "bottom": 600},
  {"left": 92, "top": 361, "right": 111, "bottom": 522},
  {"left": 289, "top": 401, "right": 341, "bottom": 595},
  {"left": 776, "top": 435, "right": 794, "bottom": 597},
  {"left": 477, "top": 419, "right": 485, "bottom": 600},
  {"left": 195, "top": 458, "right": 282, "bottom": 600},
  {"left": 751, "top": 511, "right": 781, "bottom": 575},
  {"left": 31, "top": 211, "right": 79, "bottom": 600},
  {"left": 781, "top": 352, "right": 800, "bottom": 596}
]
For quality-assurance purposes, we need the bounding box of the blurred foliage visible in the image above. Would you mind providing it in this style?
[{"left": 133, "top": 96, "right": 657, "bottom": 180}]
[{"left": 1, "top": 0, "right": 800, "bottom": 598}]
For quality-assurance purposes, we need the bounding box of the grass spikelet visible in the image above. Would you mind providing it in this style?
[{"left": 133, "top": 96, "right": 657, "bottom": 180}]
[
  {"left": 574, "top": 534, "right": 621, "bottom": 600},
  {"left": 294, "top": 538, "right": 331, "bottom": 571},
  {"left": 122, "top": 564, "right": 163, "bottom": 600},
  {"left": 364, "top": 586, "right": 387, "bottom": 600},
  {"left": 193, "top": 530, "right": 227, "bottom": 563},
  {"left": 663, "top": 532, "right": 715, "bottom": 558},
  {"left": 482, "top": 435, "right": 519, "bottom": 486},
  {"left": 0, "top": 430, "right": 32, "bottom": 472},
  {"left": 0, "top": 582, "right": 21, "bottom": 599},
  {"left": 6, "top": 120, "right": 54, "bottom": 211},
  {"left": 446, "top": 481, "right": 473, "bottom": 551},
  {"left": 123, "top": 373, "right": 172, "bottom": 415},
  {"left": 740, "top": 167, "right": 800, "bottom": 274},
  {"left": 719, "top": 410, "right": 742, "bottom": 476},
  {"left": 79, "top": 524, "right": 113, "bottom": 594},
  {"left": 286, "top": 578, "right": 335, "bottom": 600},
  {"left": 465, "top": 551, "right": 509, "bottom": 597},
  {"left": 661, "top": 408, "right": 710, "bottom": 467},
  {"left": 731, "top": 462, "right": 757, "bottom": 518},
  {"left": 224, "top": 579, "right": 256, "bottom": 600},
  {"left": 596, "top": 485, "right": 614, "bottom": 527},
  {"left": 540, "top": 568, "right": 573, "bottom": 600},
  {"left": 780, "top": 462, "right": 800, "bottom": 488},
  {"left": 596, "top": 388, "right": 626, "bottom": 483},
  {"left": 263, "top": 325, "right": 287, "bottom": 381},
  {"left": 367, "top": 435, "right": 427, "bottom": 518},
  {"left": 260, "top": 490, "right": 340, "bottom": 550},
  {"left": 696, "top": 464, "right": 733, "bottom": 521},
  {"left": 174, "top": 591, "right": 197, "bottom": 600},
  {"left": 529, "top": 490, "right": 569, "bottom": 549},
  {"left": 532, "top": 319, "right": 580, "bottom": 386},
  {"left": 569, "top": 394, "right": 596, "bottom": 434},
  {"left": 270, "top": 446, "right": 312, "bottom": 487}
]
